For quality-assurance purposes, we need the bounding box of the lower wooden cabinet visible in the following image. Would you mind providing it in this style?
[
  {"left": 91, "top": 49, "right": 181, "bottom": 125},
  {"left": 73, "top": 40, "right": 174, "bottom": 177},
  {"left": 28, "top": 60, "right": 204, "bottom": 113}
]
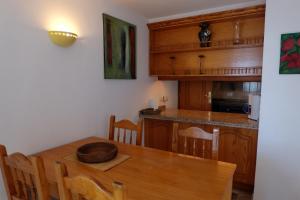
[
  {"left": 143, "top": 118, "right": 258, "bottom": 191},
  {"left": 144, "top": 119, "right": 173, "bottom": 151}
]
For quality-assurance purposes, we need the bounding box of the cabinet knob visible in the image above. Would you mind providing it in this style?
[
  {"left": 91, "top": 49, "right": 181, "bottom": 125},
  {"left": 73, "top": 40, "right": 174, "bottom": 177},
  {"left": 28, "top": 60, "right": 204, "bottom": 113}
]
[{"left": 205, "top": 91, "right": 212, "bottom": 104}]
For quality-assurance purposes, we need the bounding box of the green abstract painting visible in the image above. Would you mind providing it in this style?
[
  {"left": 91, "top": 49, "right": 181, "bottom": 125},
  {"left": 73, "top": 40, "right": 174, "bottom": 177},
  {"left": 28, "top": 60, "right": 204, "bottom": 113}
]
[
  {"left": 280, "top": 32, "right": 300, "bottom": 74},
  {"left": 103, "top": 14, "right": 136, "bottom": 79}
]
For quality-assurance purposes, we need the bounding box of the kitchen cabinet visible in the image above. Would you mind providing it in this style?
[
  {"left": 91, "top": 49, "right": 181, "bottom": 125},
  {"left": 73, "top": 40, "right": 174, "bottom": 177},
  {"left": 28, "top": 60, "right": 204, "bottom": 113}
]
[
  {"left": 144, "top": 118, "right": 257, "bottom": 191},
  {"left": 178, "top": 81, "right": 212, "bottom": 111},
  {"left": 144, "top": 119, "right": 173, "bottom": 151},
  {"left": 147, "top": 5, "right": 265, "bottom": 81}
]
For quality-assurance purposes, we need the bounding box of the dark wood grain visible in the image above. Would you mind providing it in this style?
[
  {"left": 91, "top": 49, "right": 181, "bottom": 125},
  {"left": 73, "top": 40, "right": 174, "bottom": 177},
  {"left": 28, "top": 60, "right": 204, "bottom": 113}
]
[{"left": 179, "top": 81, "right": 212, "bottom": 111}]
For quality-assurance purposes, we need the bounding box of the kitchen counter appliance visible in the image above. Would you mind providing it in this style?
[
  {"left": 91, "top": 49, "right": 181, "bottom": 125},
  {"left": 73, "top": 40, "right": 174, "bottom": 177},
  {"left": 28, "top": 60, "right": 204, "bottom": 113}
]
[{"left": 212, "top": 98, "right": 248, "bottom": 114}]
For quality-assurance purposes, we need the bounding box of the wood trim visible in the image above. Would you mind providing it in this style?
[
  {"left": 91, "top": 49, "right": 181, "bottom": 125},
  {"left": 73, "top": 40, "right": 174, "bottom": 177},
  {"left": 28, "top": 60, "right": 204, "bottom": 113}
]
[
  {"left": 135, "top": 120, "right": 143, "bottom": 146},
  {"left": 4, "top": 153, "right": 34, "bottom": 175},
  {"left": 0, "top": 145, "right": 15, "bottom": 200},
  {"left": 109, "top": 115, "right": 116, "bottom": 141},
  {"left": 0, "top": 145, "right": 49, "bottom": 200},
  {"left": 172, "top": 123, "right": 220, "bottom": 160},
  {"left": 148, "top": 5, "right": 265, "bottom": 30},
  {"left": 158, "top": 75, "right": 262, "bottom": 81},
  {"left": 149, "top": 31, "right": 155, "bottom": 75},
  {"left": 54, "top": 161, "right": 73, "bottom": 200},
  {"left": 151, "top": 37, "right": 264, "bottom": 54},
  {"left": 30, "top": 156, "right": 49, "bottom": 200},
  {"left": 178, "top": 81, "right": 182, "bottom": 109},
  {"left": 109, "top": 115, "right": 143, "bottom": 145}
]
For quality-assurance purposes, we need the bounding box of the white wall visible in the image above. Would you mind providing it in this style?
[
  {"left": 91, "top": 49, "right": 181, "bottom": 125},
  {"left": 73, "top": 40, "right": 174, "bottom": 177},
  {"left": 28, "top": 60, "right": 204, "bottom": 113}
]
[
  {"left": 254, "top": 0, "right": 300, "bottom": 199},
  {"left": 0, "top": 1, "right": 177, "bottom": 199}
]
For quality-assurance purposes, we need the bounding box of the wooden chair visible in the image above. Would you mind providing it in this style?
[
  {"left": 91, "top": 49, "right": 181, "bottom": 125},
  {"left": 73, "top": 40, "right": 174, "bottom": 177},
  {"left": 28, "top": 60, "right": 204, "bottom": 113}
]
[
  {"left": 55, "top": 162, "right": 125, "bottom": 200},
  {"left": 172, "top": 123, "right": 220, "bottom": 160},
  {"left": 109, "top": 115, "right": 143, "bottom": 146},
  {"left": 0, "top": 145, "right": 49, "bottom": 200}
]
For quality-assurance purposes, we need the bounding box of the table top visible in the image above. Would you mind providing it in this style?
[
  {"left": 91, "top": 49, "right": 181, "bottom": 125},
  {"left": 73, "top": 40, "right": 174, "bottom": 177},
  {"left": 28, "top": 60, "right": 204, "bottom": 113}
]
[
  {"left": 36, "top": 137, "right": 236, "bottom": 200},
  {"left": 141, "top": 109, "right": 258, "bottom": 129}
]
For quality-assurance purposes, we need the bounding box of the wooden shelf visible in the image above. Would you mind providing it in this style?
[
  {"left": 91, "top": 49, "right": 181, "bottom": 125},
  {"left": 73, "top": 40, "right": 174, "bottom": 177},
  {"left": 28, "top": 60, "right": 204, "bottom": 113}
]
[
  {"left": 150, "top": 37, "right": 264, "bottom": 54},
  {"left": 153, "top": 66, "right": 262, "bottom": 81},
  {"left": 148, "top": 5, "right": 265, "bottom": 82},
  {"left": 157, "top": 75, "right": 261, "bottom": 81}
]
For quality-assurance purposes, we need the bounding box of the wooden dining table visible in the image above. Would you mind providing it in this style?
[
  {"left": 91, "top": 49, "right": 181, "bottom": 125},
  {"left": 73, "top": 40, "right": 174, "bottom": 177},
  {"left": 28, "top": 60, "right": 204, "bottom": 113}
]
[{"left": 35, "top": 136, "right": 236, "bottom": 200}]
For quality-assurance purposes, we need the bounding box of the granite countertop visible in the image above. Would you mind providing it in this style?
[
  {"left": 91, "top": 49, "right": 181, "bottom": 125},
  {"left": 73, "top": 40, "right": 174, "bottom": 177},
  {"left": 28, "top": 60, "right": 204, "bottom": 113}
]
[{"left": 141, "top": 109, "right": 258, "bottom": 130}]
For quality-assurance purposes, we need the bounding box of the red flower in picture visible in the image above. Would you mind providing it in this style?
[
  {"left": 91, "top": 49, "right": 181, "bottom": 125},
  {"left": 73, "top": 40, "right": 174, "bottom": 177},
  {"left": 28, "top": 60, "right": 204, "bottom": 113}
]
[
  {"left": 281, "top": 53, "right": 300, "bottom": 69},
  {"left": 287, "top": 61, "right": 300, "bottom": 68},
  {"left": 280, "top": 54, "right": 289, "bottom": 62},
  {"left": 282, "top": 38, "right": 295, "bottom": 51},
  {"left": 297, "top": 38, "right": 300, "bottom": 46}
]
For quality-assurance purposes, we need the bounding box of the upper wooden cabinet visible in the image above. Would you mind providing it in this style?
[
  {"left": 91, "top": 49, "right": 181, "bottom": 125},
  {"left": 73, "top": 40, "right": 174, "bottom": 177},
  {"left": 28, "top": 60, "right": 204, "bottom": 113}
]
[{"left": 148, "top": 5, "right": 265, "bottom": 81}]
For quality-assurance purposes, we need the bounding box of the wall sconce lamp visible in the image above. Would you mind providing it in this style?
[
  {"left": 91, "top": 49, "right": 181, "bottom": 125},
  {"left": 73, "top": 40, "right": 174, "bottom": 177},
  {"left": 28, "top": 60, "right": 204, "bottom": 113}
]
[{"left": 48, "top": 31, "right": 78, "bottom": 47}]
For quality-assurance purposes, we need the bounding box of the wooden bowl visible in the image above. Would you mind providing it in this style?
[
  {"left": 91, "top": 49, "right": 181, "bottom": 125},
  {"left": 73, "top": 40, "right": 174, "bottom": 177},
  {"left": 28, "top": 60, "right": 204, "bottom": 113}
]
[{"left": 77, "top": 142, "right": 118, "bottom": 163}]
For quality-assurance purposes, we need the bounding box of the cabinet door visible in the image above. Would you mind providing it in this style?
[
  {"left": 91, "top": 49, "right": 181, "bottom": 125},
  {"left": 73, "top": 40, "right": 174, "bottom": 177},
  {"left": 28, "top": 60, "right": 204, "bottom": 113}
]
[
  {"left": 144, "top": 119, "right": 173, "bottom": 151},
  {"left": 175, "top": 123, "right": 258, "bottom": 190},
  {"left": 179, "top": 81, "right": 212, "bottom": 111},
  {"left": 217, "top": 126, "right": 258, "bottom": 190}
]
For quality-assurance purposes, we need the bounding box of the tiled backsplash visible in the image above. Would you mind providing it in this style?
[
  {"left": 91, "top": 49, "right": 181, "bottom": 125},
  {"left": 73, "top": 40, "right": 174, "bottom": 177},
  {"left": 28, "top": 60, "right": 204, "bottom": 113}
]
[{"left": 212, "top": 82, "right": 261, "bottom": 101}]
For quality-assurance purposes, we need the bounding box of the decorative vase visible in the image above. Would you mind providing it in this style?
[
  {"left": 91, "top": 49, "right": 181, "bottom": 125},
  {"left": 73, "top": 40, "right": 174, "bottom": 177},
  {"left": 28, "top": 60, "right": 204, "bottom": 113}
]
[
  {"left": 233, "top": 21, "right": 240, "bottom": 44},
  {"left": 198, "top": 22, "right": 211, "bottom": 47}
]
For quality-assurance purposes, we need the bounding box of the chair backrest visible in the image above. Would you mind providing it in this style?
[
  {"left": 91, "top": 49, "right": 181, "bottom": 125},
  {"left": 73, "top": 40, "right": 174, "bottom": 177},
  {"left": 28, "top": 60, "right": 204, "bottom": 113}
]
[
  {"left": 109, "top": 115, "right": 143, "bottom": 146},
  {"left": 55, "top": 162, "right": 125, "bottom": 200},
  {"left": 172, "top": 123, "right": 220, "bottom": 160},
  {"left": 0, "top": 145, "right": 49, "bottom": 200}
]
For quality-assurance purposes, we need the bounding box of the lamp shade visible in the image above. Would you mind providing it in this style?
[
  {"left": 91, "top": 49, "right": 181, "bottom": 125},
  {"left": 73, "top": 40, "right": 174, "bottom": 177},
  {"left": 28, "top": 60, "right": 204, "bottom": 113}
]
[{"left": 48, "top": 31, "right": 78, "bottom": 47}]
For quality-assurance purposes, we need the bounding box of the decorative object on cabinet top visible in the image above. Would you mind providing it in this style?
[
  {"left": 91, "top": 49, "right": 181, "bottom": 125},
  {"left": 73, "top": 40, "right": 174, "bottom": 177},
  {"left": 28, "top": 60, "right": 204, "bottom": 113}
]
[
  {"left": 233, "top": 20, "right": 241, "bottom": 45},
  {"left": 199, "top": 22, "right": 212, "bottom": 47},
  {"left": 140, "top": 109, "right": 258, "bottom": 130}
]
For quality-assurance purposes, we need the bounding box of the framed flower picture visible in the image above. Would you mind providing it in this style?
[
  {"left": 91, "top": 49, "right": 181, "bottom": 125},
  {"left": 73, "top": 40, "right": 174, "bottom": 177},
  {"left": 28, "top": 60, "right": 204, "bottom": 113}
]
[{"left": 280, "top": 32, "right": 300, "bottom": 74}]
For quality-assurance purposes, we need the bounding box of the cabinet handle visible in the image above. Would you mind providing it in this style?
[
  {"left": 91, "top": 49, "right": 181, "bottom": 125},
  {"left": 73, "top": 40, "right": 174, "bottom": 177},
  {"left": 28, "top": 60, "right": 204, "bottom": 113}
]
[{"left": 205, "top": 91, "right": 212, "bottom": 104}]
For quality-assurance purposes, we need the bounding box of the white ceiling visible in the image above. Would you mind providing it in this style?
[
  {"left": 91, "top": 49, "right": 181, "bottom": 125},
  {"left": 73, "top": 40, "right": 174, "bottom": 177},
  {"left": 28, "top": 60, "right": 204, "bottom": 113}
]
[{"left": 112, "top": 0, "right": 265, "bottom": 20}]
